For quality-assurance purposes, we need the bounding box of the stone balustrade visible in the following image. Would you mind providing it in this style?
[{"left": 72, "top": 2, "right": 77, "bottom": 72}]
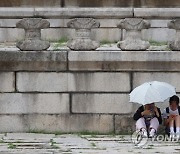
[{"left": 0, "top": 8, "right": 176, "bottom": 50}]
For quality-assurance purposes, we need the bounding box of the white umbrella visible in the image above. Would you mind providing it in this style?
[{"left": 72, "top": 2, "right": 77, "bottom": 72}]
[{"left": 129, "top": 81, "right": 176, "bottom": 105}]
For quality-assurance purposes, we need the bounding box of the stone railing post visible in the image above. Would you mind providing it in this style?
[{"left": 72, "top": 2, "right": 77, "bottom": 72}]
[
  {"left": 16, "top": 18, "right": 50, "bottom": 51},
  {"left": 117, "top": 18, "right": 150, "bottom": 51},
  {"left": 168, "top": 19, "right": 180, "bottom": 51},
  {"left": 67, "top": 18, "right": 100, "bottom": 50}
]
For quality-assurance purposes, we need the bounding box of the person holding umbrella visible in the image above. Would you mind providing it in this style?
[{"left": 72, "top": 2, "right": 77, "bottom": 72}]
[
  {"left": 130, "top": 81, "right": 176, "bottom": 138},
  {"left": 133, "top": 103, "right": 162, "bottom": 137}
]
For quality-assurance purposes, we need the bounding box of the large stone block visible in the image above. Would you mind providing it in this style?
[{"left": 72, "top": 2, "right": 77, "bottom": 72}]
[
  {"left": 0, "top": 72, "right": 15, "bottom": 92},
  {"left": 0, "top": 51, "right": 67, "bottom": 71},
  {"left": 150, "top": 20, "right": 170, "bottom": 28},
  {"left": 91, "top": 28, "right": 121, "bottom": 42},
  {"left": 134, "top": 8, "right": 180, "bottom": 19},
  {"left": 0, "top": 115, "right": 27, "bottom": 132},
  {"left": 34, "top": 7, "right": 133, "bottom": 19},
  {"left": 0, "top": 1, "right": 61, "bottom": 7},
  {"left": 69, "top": 51, "right": 180, "bottom": 71},
  {"left": 0, "top": 114, "right": 114, "bottom": 133},
  {"left": 0, "top": 93, "right": 69, "bottom": 114},
  {"left": 27, "top": 114, "right": 114, "bottom": 133},
  {"left": 17, "top": 72, "right": 130, "bottom": 92},
  {"left": 115, "top": 115, "right": 135, "bottom": 134},
  {"left": 0, "top": 8, "right": 34, "bottom": 18},
  {"left": 0, "top": 19, "right": 19, "bottom": 28},
  {"left": 142, "top": 28, "right": 175, "bottom": 42},
  {"left": 69, "top": 72, "right": 130, "bottom": 92},
  {"left": 64, "top": 0, "right": 134, "bottom": 7},
  {"left": 17, "top": 73, "right": 68, "bottom": 92},
  {"left": 0, "top": 28, "right": 24, "bottom": 42},
  {"left": 133, "top": 72, "right": 180, "bottom": 92},
  {"left": 42, "top": 28, "right": 74, "bottom": 41},
  {"left": 72, "top": 94, "right": 133, "bottom": 114}
]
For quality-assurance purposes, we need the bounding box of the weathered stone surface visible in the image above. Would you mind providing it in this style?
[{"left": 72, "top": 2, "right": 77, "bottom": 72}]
[
  {"left": 34, "top": 7, "right": 133, "bottom": 19},
  {"left": 17, "top": 73, "right": 68, "bottom": 92},
  {"left": 134, "top": 8, "right": 180, "bottom": 19},
  {"left": 17, "top": 72, "right": 130, "bottom": 92},
  {"left": 115, "top": 115, "right": 136, "bottom": 134},
  {"left": 0, "top": 93, "right": 69, "bottom": 114},
  {"left": 0, "top": 28, "right": 24, "bottom": 42},
  {"left": 168, "top": 19, "right": 180, "bottom": 50},
  {"left": 69, "top": 51, "right": 180, "bottom": 71},
  {"left": 0, "top": 72, "right": 15, "bottom": 92},
  {"left": 0, "top": 115, "right": 27, "bottom": 132},
  {"left": 29, "top": 114, "right": 113, "bottom": 133},
  {"left": 117, "top": 18, "right": 150, "bottom": 50},
  {"left": 133, "top": 72, "right": 180, "bottom": 92},
  {"left": 16, "top": 18, "right": 50, "bottom": 51},
  {"left": 65, "top": 0, "right": 180, "bottom": 8},
  {"left": 69, "top": 72, "right": 130, "bottom": 92},
  {"left": 1, "top": 0, "right": 180, "bottom": 7},
  {"left": 150, "top": 20, "right": 170, "bottom": 28},
  {"left": 0, "top": 51, "right": 67, "bottom": 71},
  {"left": 0, "top": 8, "right": 34, "bottom": 19},
  {"left": 72, "top": 94, "right": 133, "bottom": 114},
  {"left": 0, "top": 114, "right": 113, "bottom": 133},
  {"left": 142, "top": 28, "right": 175, "bottom": 42},
  {"left": 67, "top": 18, "right": 100, "bottom": 50}
]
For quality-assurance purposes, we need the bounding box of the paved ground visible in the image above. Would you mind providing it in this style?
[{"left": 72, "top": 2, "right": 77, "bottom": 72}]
[{"left": 0, "top": 133, "right": 179, "bottom": 154}]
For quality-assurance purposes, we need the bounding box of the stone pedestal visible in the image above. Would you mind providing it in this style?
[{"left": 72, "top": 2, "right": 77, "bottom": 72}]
[
  {"left": 168, "top": 19, "right": 180, "bottom": 51},
  {"left": 67, "top": 18, "right": 100, "bottom": 51},
  {"left": 117, "top": 18, "right": 150, "bottom": 51},
  {"left": 16, "top": 18, "right": 50, "bottom": 51}
]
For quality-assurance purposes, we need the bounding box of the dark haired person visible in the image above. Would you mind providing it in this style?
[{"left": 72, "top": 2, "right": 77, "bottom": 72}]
[
  {"left": 133, "top": 103, "right": 162, "bottom": 138},
  {"left": 163, "top": 95, "right": 180, "bottom": 139}
]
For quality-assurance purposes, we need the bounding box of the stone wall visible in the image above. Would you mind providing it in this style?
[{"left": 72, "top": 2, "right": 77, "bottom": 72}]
[
  {"left": 0, "top": 50, "right": 179, "bottom": 133},
  {"left": 0, "top": 7, "right": 180, "bottom": 134}
]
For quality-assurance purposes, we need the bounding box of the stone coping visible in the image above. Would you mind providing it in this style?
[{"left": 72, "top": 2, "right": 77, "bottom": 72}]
[
  {"left": 0, "top": 7, "right": 179, "bottom": 19},
  {"left": 69, "top": 51, "right": 180, "bottom": 62},
  {"left": 134, "top": 8, "right": 180, "bottom": 19},
  {"left": 0, "top": 7, "right": 133, "bottom": 19},
  {"left": 0, "top": 50, "right": 179, "bottom": 71}
]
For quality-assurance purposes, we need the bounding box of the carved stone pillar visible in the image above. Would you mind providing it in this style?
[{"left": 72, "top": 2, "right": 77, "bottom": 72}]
[
  {"left": 168, "top": 19, "right": 180, "bottom": 51},
  {"left": 16, "top": 18, "right": 50, "bottom": 51},
  {"left": 117, "top": 18, "right": 150, "bottom": 51},
  {"left": 67, "top": 18, "right": 100, "bottom": 50}
]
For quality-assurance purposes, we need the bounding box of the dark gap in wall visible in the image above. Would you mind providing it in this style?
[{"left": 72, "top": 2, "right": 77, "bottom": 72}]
[
  {"left": 14, "top": 72, "right": 17, "bottom": 92},
  {"left": 130, "top": 72, "right": 133, "bottom": 92},
  {"left": 69, "top": 93, "right": 72, "bottom": 114},
  {"left": 61, "top": 0, "right": 65, "bottom": 7},
  {"left": 113, "top": 114, "right": 116, "bottom": 134}
]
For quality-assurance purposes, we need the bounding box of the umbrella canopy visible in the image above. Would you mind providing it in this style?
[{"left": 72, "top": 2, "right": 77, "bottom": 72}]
[{"left": 129, "top": 81, "right": 176, "bottom": 105}]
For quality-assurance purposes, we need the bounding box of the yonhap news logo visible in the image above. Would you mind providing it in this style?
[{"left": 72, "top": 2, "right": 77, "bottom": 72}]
[{"left": 131, "top": 131, "right": 180, "bottom": 147}]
